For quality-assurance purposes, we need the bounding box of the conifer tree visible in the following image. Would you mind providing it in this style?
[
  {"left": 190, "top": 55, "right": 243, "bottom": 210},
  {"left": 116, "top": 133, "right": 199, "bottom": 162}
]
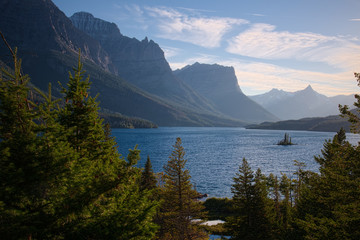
[
  {"left": 158, "top": 137, "right": 207, "bottom": 240},
  {"left": 294, "top": 72, "right": 360, "bottom": 239},
  {"left": 140, "top": 155, "right": 157, "bottom": 192},
  {"left": 0, "top": 49, "right": 57, "bottom": 239},
  {"left": 226, "top": 158, "right": 273, "bottom": 239},
  {"left": 279, "top": 173, "right": 292, "bottom": 235},
  {"left": 56, "top": 55, "right": 158, "bottom": 239},
  {"left": 295, "top": 128, "right": 360, "bottom": 239},
  {"left": 0, "top": 49, "right": 159, "bottom": 239},
  {"left": 226, "top": 158, "right": 254, "bottom": 239}
]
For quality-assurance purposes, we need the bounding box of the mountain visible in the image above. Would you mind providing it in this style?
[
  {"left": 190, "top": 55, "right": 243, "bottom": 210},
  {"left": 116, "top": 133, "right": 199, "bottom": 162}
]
[
  {"left": 250, "top": 85, "right": 355, "bottom": 120},
  {"left": 70, "top": 12, "right": 217, "bottom": 114},
  {"left": 174, "top": 63, "right": 278, "bottom": 123},
  {"left": 246, "top": 114, "right": 352, "bottom": 132},
  {"left": 0, "top": 0, "right": 246, "bottom": 127}
]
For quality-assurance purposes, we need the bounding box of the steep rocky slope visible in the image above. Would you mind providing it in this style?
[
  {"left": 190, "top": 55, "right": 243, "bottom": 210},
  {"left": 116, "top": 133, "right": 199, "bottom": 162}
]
[
  {"left": 174, "top": 63, "right": 278, "bottom": 123},
  {"left": 0, "top": 0, "right": 245, "bottom": 126},
  {"left": 70, "top": 12, "right": 217, "bottom": 113}
]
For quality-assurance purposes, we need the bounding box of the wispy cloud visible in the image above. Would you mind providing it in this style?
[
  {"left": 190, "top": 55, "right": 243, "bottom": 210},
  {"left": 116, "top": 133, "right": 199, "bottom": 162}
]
[
  {"left": 162, "top": 46, "right": 182, "bottom": 58},
  {"left": 227, "top": 23, "right": 360, "bottom": 71},
  {"left": 221, "top": 60, "right": 357, "bottom": 96},
  {"left": 252, "top": 13, "right": 265, "bottom": 17},
  {"left": 169, "top": 56, "right": 357, "bottom": 96},
  {"left": 144, "top": 6, "right": 248, "bottom": 48},
  {"left": 349, "top": 18, "right": 360, "bottom": 21}
]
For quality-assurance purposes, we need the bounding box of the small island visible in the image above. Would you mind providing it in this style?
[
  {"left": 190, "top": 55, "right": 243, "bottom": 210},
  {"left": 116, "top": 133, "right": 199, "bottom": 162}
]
[{"left": 277, "top": 133, "right": 295, "bottom": 145}]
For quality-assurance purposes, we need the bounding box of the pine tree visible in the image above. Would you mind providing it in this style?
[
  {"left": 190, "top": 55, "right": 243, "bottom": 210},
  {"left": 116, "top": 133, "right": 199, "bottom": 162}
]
[
  {"left": 226, "top": 158, "right": 273, "bottom": 239},
  {"left": 140, "top": 155, "right": 157, "bottom": 192},
  {"left": 339, "top": 72, "right": 360, "bottom": 133},
  {"left": 158, "top": 137, "right": 207, "bottom": 240},
  {"left": 279, "top": 173, "right": 292, "bottom": 236},
  {"left": 56, "top": 55, "right": 158, "bottom": 239},
  {"left": 295, "top": 128, "right": 360, "bottom": 239},
  {"left": 0, "top": 49, "right": 159, "bottom": 239},
  {"left": 295, "top": 70, "right": 360, "bottom": 240}
]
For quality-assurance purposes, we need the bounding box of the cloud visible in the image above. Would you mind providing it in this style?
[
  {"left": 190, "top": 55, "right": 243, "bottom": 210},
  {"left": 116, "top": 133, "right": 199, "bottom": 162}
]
[
  {"left": 162, "top": 46, "right": 182, "bottom": 58},
  {"left": 222, "top": 60, "right": 357, "bottom": 96},
  {"left": 252, "top": 13, "right": 265, "bottom": 17},
  {"left": 169, "top": 55, "right": 357, "bottom": 96},
  {"left": 349, "top": 18, "right": 360, "bottom": 21},
  {"left": 227, "top": 23, "right": 360, "bottom": 71},
  {"left": 144, "top": 7, "right": 248, "bottom": 48}
]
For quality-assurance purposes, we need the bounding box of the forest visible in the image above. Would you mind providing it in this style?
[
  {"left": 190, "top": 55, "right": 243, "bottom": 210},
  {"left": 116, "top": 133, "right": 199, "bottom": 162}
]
[{"left": 0, "top": 48, "right": 359, "bottom": 239}]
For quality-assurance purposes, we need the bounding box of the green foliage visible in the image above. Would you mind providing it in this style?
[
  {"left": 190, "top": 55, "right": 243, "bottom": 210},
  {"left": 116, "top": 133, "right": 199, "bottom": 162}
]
[
  {"left": 140, "top": 155, "right": 158, "bottom": 192},
  {"left": 292, "top": 73, "right": 360, "bottom": 239},
  {"left": 294, "top": 128, "right": 360, "bottom": 239},
  {"left": 226, "top": 159, "right": 273, "bottom": 240},
  {"left": 203, "top": 197, "right": 234, "bottom": 221},
  {"left": 0, "top": 51, "right": 158, "bottom": 239},
  {"left": 100, "top": 110, "right": 158, "bottom": 129},
  {"left": 157, "top": 137, "right": 208, "bottom": 240},
  {"left": 339, "top": 72, "right": 360, "bottom": 133}
]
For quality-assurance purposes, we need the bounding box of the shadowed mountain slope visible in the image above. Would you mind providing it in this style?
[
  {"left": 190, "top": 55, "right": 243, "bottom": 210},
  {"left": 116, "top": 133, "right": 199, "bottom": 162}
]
[
  {"left": 0, "top": 0, "right": 245, "bottom": 126},
  {"left": 70, "top": 12, "right": 218, "bottom": 114},
  {"left": 174, "top": 63, "right": 278, "bottom": 123}
]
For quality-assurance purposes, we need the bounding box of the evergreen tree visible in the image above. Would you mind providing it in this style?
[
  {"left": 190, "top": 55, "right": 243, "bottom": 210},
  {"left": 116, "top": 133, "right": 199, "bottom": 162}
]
[
  {"left": 56, "top": 56, "right": 158, "bottom": 239},
  {"left": 295, "top": 71, "right": 360, "bottom": 240},
  {"left": 0, "top": 49, "right": 61, "bottom": 239},
  {"left": 339, "top": 72, "right": 360, "bottom": 133},
  {"left": 0, "top": 50, "right": 159, "bottom": 239},
  {"left": 226, "top": 158, "right": 273, "bottom": 239},
  {"left": 295, "top": 128, "right": 360, "bottom": 239},
  {"left": 140, "top": 155, "right": 157, "bottom": 192},
  {"left": 158, "top": 137, "right": 207, "bottom": 240},
  {"left": 279, "top": 173, "right": 293, "bottom": 236}
]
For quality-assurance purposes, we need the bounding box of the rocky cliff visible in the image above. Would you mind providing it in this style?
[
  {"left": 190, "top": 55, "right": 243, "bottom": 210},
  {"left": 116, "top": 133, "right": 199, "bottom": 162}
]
[
  {"left": 0, "top": 0, "right": 246, "bottom": 126},
  {"left": 174, "top": 63, "right": 278, "bottom": 123},
  {"left": 70, "top": 12, "right": 216, "bottom": 113},
  {"left": 0, "top": 0, "right": 115, "bottom": 72}
]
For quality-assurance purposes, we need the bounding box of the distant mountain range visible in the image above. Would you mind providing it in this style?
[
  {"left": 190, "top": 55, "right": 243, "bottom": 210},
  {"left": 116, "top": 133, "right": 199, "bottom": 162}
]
[
  {"left": 246, "top": 114, "right": 352, "bottom": 132},
  {"left": 250, "top": 85, "right": 355, "bottom": 120},
  {"left": 0, "top": 0, "right": 276, "bottom": 126}
]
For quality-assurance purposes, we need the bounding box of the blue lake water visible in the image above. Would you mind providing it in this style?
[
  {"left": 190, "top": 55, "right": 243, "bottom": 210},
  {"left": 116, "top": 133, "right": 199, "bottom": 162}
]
[{"left": 113, "top": 127, "right": 360, "bottom": 198}]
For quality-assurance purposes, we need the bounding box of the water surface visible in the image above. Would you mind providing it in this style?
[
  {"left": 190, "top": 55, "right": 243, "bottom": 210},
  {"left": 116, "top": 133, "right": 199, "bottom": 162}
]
[{"left": 113, "top": 127, "right": 360, "bottom": 198}]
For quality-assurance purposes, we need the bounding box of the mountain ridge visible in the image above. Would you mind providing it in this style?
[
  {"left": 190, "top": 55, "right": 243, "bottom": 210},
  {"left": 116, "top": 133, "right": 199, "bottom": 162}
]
[
  {"left": 0, "top": 0, "right": 247, "bottom": 127},
  {"left": 250, "top": 86, "right": 355, "bottom": 120},
  {"left": 70, "top": 12, "right": 220, "bottom": 114},
  {"left": 174, "top": 62, "right": 279, "bottom": 123}
]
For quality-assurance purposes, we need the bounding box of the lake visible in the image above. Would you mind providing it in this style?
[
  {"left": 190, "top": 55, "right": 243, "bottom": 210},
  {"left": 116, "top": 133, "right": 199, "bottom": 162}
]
[{"left": 112, "top": 127, "right": 360, "bottom": 198}]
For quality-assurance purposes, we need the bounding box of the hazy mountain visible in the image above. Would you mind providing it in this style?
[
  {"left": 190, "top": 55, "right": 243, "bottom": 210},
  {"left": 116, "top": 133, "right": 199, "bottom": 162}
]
[
  {"left": 250, "top": 85, "right": 355, "bottom": 120},
  {"left": 0, "top": 0, "right": 245, "bottom": 127},
  {"left": 70, "top": 12, "right": 218, "bottom": 114},
  {"left": 246, "top": 114, "right": 352, "bottom": 133},
  {"left": 174, "top": 63, "right": 278, "bottom": 123}
]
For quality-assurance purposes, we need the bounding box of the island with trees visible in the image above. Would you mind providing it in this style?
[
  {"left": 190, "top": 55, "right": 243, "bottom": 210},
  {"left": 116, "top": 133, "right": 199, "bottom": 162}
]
[{"left": 277, "top": 133, "right": 295, "bottom": 145}]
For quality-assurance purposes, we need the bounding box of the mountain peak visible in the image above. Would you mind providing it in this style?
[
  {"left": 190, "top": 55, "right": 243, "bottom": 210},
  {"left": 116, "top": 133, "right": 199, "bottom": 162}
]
[
  {"left": 72, "top": 11, "right": 94, "bottom": 18},
  {"left": 304, "top": 84, "right": 313, "bottom": 91},
  {"left": 70, "top": 11, "right": 121, "bottom": 38},
  {"left": 142, "top": 37, "right": 149, "bottom": 43}
]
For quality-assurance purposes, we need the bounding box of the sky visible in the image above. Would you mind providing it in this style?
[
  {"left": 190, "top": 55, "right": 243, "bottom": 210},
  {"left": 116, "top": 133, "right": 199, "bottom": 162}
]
[{"left": 52, "top": 0, "right": 360, "bottom": 96}]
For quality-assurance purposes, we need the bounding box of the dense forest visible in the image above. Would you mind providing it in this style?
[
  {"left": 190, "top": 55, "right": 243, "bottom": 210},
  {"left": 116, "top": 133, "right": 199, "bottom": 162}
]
[{"left": 0, "top": 47, "right": 359, "bottom": 239}]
